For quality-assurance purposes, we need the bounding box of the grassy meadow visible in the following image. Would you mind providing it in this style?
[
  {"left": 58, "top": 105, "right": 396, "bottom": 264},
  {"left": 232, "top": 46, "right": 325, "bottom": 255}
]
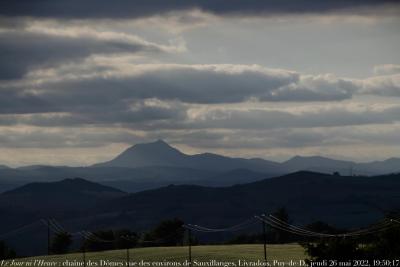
[{"left": 13, "top": 244, "right": 306, "bottom": 266}]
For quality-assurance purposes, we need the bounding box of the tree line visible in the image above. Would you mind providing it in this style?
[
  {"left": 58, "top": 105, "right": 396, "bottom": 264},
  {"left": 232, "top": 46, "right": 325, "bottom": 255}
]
[{"left": 1, "top": 208, "right": 400, "bottom": 261}]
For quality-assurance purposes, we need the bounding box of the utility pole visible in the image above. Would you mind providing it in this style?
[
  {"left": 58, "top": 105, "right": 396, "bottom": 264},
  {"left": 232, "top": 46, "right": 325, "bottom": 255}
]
[
  {"left": 82, "top": 237, "right": 87, "bottom": 267},
  {"left": 188, "top": 229, "right": 192, "bottom": 267},
  {"left": 47, "top": 219, "right": 51, "bottom": 255},
  {"left": 262, "top": 220, "right": 267, "bottom": 266},
  {"left": 123, "top": 235, "right": 132, "bottom": 266},
  {"left": 126, "top": 247, "right": 130, "bottom": 267}
]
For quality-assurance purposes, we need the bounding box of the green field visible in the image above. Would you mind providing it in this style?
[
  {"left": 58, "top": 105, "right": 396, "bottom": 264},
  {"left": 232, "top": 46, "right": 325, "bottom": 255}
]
[{"left": 14, "top": 244, "right": 307, "bottom": 267}]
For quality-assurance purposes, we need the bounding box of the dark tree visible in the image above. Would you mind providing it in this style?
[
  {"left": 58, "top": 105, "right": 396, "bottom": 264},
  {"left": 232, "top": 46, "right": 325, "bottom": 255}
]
[
  {"left": 304, "top": 237, "right": 363, "bottom": 263},
  {"left": 113, "top": 229, "right": 139, "bottom": 249},
  {"left": 82, "top": 230, "right": 114, "bottom": 252},
  {"left": 365, "top": 224, "right": 400, "bottom": 259},
  {"left": 305, "top": 221, "right": 341, "bottom": 234},
  {"left": 144, "top": 218, "right": 184, "bottom": 246},
  {"left": 0, "top": 240, "right": 16, "bottom": 260},
  {"left": 270, "top": 207, "right": 292, "bottom": 243},
  {"left": 304, "top": 221, "right": 342, "bottom": 241},
  {"left": 51, "top": 232, "right": 72, "bottom": 254},
  {"left": 303, "top": 215, "right": 400, "bottom": 262}
]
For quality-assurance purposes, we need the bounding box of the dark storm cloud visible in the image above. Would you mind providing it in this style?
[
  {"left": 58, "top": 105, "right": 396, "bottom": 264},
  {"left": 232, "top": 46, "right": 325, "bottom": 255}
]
[
  {"left": 27, "top": 64, "right": 357, "bottom": 107},
  {"left": 3, "top": 100, "right": 400, "bottom": 133},
  {"left": 3, "top": 61, "right": 399, "bottom": 132},
  {"left": 41, "top": 66, "right": 299, "bottom": 104},
  {"left": 0, "top": 64, "right": 363, "bottom": 124},
  {"left": 66, "top": 100, "right": 188, "bottom": 126},
  {"left": 0, "top": 0, "right": 397, "bottom": 19},
  {"left": 0, "top": 88, "right": 59, "bottom": 114},
  {"left": 0, "top": 30, "right": 164, "bottom": 80},
  {"left": 126, "top": 105, "right": 400, "bottom": 132},
  {"left": 0, "top": 100, "right": 188, "bottom": 127}
]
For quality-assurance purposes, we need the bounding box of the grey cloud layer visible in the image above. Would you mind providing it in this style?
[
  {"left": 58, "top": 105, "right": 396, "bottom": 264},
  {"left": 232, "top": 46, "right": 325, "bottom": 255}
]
[
  {"left": 1, "top": 1, "right": 399, "bottom": 163},
  {"left": 1, "top": 63, "right": 398, "bottom": 126},
  {"left": 2, "top": 100, "right": 400, "bottom": 133},
  {"left": 1, "top": 0, "right": 398, "bottom": 19},
  {"left": 186, "top": 106, "right": 400, "bottom": 130},
  {"left": 0, "top": 127, "right": 145, "bottom": 148},
  {"left": 161, "top": 125, "right": 400, "bottom": 151},
  {"left": 2, "top": 122, "right": 400, "bottom": 151},
  {"left": 40, "top": 65, "right": 300, "bottom": 104},
  {"left": 0, "top": 100, "right": 187, "bottom": 127},
  {"left": 373, "top": 65, "right": 400, "bottom": 76},
  {"left": 362, "top": 74, "right": 400, "bottom": 97},
  {"left": 0, "top": 88, "right": 58, "bottom": 114},
  {"left": 0, "top": 29, "right": 168, "bottom": 80},
  {"left": 0, "top": 64, "right": 362, "bottom": 123},
  {"left": 33, "top": 64, "right": 358, "bottom": 105}
]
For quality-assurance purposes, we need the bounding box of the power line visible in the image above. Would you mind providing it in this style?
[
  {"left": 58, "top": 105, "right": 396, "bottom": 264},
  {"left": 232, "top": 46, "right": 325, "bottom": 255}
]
[
  {"left": 3, "top": 213, "right": 397, "bottom": 248},
  {"left": 255, "top": 216, "right": 323, "bottom": 237},
  {"left": 183, "top": 212, "right": 398, "bottom": 239},
  {"left": 265, "top": 215, "right": 335, "bottom": 237},
  {"left": 184, "top": 217, "right": 258, "bottom": 233},
  {"left": 257, "top": 215, "right": 396, "bottom": 238}
]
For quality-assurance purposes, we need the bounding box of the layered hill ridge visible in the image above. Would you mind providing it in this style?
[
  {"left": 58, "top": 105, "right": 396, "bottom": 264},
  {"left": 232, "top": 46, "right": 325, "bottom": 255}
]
[
  {"left": 95, "top": 171, "right": 400, "bottom": 229},
  {"left": 93, "top": 139, "right": 400, "bottom": 175},
  {"left": 3, "top": 177, "right": 123, "bottom": 195},
  {"left": 0, "top": 178, "right": 126, "bottom": 216},
  {"left": 93, "top": 139, "right": 281, "bottom": 172},
  {"left": 93, "top": 140, "right": 188, "bottom": 168},
  {"left": 2, "top": 171, "right": 400, "bottom": 256},
  {"left": 3, "top": 171, "right": 400, "bottom": 229},
  {"left": 1, "top": 140, "right": 400, "bottom": 194}
]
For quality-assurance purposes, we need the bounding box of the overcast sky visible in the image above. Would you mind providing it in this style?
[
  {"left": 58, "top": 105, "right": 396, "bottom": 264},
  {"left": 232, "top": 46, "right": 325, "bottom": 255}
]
[{"left": 1, "top": 0, "right": 400, "bottom": 166}]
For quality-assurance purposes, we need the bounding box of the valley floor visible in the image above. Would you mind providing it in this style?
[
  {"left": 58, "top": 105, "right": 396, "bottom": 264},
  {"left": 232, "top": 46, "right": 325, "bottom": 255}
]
[{"left": 16, "top": 244, "right": 306, "bottom": 266}]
